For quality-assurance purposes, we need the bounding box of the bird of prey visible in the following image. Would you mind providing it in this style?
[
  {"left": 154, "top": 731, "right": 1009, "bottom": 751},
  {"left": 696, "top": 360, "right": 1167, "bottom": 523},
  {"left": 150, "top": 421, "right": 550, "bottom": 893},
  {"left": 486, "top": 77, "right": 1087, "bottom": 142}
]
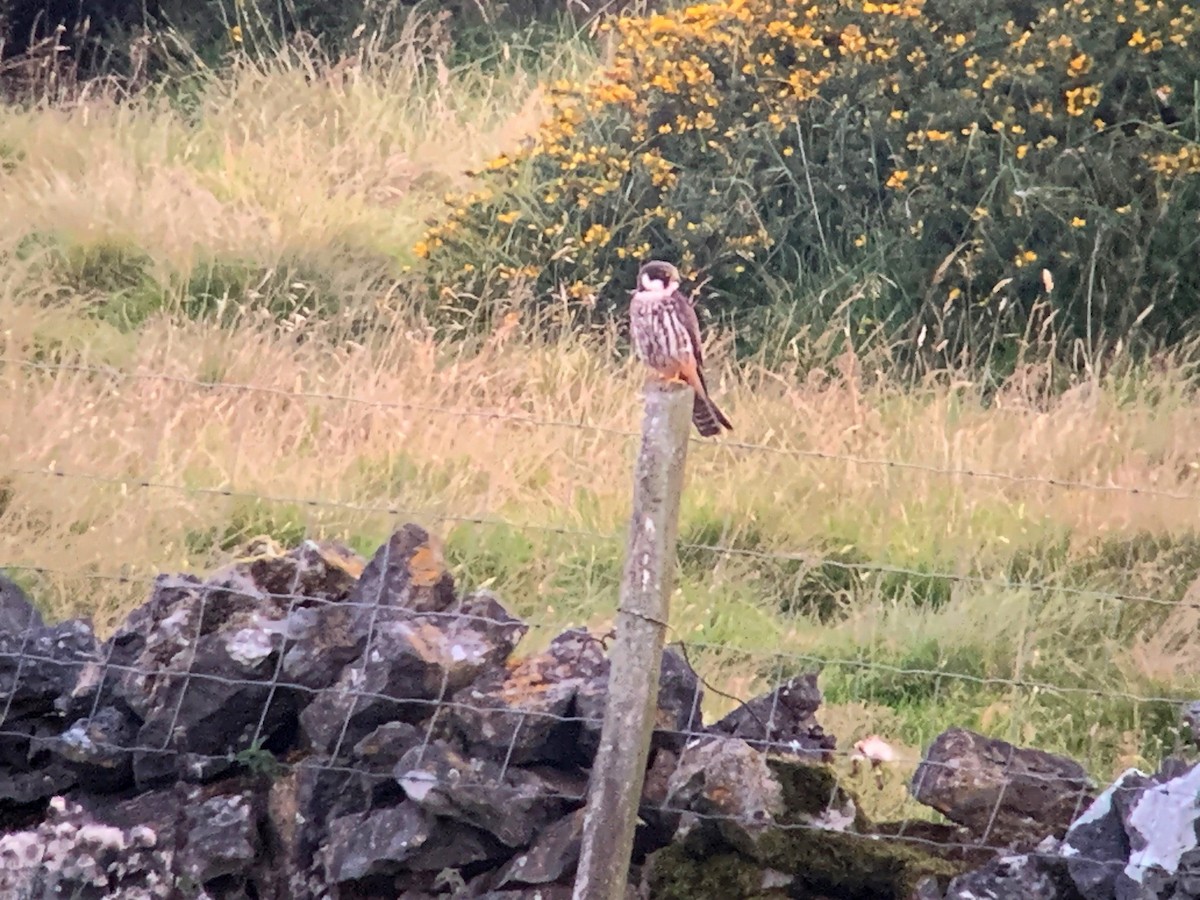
[{"left": 628, "top": 259, "right": 733, "bottom": 437}]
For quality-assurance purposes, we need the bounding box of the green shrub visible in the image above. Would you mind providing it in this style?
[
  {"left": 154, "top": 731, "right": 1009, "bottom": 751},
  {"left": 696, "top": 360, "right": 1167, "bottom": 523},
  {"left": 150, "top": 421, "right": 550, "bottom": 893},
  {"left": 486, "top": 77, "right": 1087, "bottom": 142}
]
[
  {"left": 42, "top": 239, "right": 168, "bottom": 328},
  {"left": 417, "top": 0, "right": 1200, "bottom": 366},
  {"left": 21, "top": 231, "right": 392, "bottom": 331}
]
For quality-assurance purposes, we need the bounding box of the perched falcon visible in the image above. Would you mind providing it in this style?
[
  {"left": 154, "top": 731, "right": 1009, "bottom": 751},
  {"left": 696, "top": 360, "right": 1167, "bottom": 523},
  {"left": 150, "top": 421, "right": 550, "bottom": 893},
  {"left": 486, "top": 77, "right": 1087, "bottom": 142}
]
[{"left": 629, "top": 260, "right": 733, "bottom": 437}]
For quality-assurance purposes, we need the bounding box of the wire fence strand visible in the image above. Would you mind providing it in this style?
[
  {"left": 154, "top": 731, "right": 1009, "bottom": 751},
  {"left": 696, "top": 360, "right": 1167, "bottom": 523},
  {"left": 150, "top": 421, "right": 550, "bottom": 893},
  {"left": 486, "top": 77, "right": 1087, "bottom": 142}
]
[
  {"left": 3, "top": 464, "right": 1183, "bottom": 610},
  {"left": 0, "top": 563, "right": 1193, "bottom": 707},
  {"left": 8, "top": 355, "right": 1200, "bottom": 502},
  {"left": 4, "top": 357, "right": 1198, "bottom": 891}
]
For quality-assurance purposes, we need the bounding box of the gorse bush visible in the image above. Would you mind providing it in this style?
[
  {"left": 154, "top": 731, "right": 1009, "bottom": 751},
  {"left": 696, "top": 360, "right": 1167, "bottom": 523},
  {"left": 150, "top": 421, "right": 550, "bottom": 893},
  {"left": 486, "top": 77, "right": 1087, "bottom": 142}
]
[{"left": 417, "top": 0, "right": 1200, "bottom": 365}]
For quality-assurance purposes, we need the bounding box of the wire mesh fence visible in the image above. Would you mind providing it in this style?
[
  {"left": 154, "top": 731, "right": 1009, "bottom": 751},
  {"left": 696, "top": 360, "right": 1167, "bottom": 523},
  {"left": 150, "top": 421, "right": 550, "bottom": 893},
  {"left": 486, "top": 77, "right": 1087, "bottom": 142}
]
[{"left": 2, "top": 354, "right": 1199, "bottom": 898}]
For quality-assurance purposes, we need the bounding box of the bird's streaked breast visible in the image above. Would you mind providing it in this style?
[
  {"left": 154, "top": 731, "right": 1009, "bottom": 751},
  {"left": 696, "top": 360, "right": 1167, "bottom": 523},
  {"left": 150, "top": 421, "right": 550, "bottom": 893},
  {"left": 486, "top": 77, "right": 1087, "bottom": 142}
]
[{"left": 630, "top": 289, "right": 694, "bottom": 371}]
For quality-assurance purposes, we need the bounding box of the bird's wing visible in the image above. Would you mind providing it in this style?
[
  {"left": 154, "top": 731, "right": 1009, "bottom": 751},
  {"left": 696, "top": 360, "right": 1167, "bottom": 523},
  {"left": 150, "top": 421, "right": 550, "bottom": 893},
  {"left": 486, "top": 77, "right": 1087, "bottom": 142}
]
[{"left": 673, "top": 288, "right": 706, "bottom": 368}]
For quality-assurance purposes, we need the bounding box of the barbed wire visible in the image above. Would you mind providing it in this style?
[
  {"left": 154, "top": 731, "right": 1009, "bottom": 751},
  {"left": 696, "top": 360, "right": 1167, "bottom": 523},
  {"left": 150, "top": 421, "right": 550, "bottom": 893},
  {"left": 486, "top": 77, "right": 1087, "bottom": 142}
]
[
  {"left": 3, "top": 464, "right": 1182, "bottom": 611},
  {"left": 0, "top": 563, "right": 1192, "bottom": 707},
  {"left": 7, "top": 355, "right": 1200, "bottom": 502}
]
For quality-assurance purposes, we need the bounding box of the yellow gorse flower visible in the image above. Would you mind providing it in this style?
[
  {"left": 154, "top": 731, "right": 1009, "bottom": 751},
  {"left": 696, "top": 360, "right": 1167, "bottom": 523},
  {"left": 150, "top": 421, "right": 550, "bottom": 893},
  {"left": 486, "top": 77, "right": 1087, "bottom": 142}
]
[{"left": 412, "top": 0, "right": 1200, "bottom": 334}]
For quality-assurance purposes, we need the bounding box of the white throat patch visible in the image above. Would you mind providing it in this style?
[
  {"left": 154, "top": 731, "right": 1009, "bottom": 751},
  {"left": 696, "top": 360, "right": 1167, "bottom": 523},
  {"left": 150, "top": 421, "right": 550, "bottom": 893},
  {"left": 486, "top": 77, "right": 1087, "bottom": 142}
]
[{"left": 636, "top": 274, "right": 679, "bottom": 300}]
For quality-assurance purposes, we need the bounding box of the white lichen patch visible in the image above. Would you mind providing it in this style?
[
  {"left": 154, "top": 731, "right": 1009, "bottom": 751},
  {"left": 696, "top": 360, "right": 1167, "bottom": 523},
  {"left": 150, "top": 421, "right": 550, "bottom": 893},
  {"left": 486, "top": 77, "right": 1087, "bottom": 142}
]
[
  {"left": 158, "top": 606, "right": 192, "bottom": 638},
  {"left": 399, "top": 770, "right": 437, "bottom": 802},
  {"left": 1061, "top": 767, "right": 1143, "bottom": 857},
  {"left": 0, "top": 799, "right": 170, "bottom": 897},
  {"left": 226, "top": 627, "right": 274, "bottom": 666},
  {"left": 1124, "top": 764, "right": 1200, "bottom": 882}
]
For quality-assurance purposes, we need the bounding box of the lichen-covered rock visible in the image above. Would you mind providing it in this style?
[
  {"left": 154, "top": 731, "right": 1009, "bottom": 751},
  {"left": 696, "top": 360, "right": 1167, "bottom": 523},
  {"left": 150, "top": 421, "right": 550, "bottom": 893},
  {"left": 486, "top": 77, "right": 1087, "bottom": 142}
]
[
  {"left": 0, "top": 781, "right": 269, "bottom": 899},
  {"left": 325, "top": 800, "right": 507, "bottom": 884},
  {"left": 708, "top": 671, "right": 835, "bottom": 762},
  {"left": 666, "top": 737, "right": 786, "bottom": 855},
  {"left": 574, "top": 645, "right": 704, "bottom": 759},
  {"left": 494, "top": 808, "right": 586, "bottom": 888},
  {"left": 0, "top": 605, "right": 97, "bottom": 809},
  {"left": 282, "top": 525, "right": 456, "bottom": 692},
  {"left": 910, "top": 727, "right": 1094, "bottom": 847},
  {"left": 395, "top": 739, "right": 583, "bottom": 848},
  {"left": 452, "top": 628, "right": 608, "bottom": 766},
  {"left": 0, "top": 527, "right": 1080, "bottom": 899},
  {"left": 179, "top": 790, "right": 263, "bottom": 884},
  {"left": 430, "top": 589, "right": 529, "bottom": 666},
  {"left": 324, "top": 802, "right": 432, "bottom": 883},
  {"left": 52, "top": 705, "right": 136, "bottom": 793},
  {"left": 0, "top": 796, "right": 165, "bottom": 899},
  {"left": 131, "top": 623, "right": 297, "bottom": 787},
  {"left": 943, "top": 847, "right": 1077, "bottom": 900},
  {"left": 1060, "top": 758, "right": 1200, "bottom": 900},
  {"left": 299, "top": 614, "right": 507, "bottom": 756},
  {"left": 0, "top": 616, "right": 96, "bottom": 720}
]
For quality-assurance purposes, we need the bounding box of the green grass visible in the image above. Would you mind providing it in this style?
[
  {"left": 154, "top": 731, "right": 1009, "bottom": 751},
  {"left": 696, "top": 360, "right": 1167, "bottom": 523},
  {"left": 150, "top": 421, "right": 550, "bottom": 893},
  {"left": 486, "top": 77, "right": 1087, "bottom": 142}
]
[{"left": 3, "top": 9, "right": 1200, "bottom": 827}]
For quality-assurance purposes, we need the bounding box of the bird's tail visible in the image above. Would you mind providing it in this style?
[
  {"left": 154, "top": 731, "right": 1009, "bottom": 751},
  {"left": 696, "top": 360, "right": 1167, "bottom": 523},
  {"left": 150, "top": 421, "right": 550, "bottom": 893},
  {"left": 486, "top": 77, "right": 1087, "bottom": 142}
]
[{"left": 692, "top": 390, "right": 733, "bottom": 437}]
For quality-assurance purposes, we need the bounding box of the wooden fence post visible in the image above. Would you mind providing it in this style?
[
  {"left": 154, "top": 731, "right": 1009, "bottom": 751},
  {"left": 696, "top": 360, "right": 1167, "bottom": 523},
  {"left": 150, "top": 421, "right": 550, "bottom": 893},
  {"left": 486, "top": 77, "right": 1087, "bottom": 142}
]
[{"left": 573, "top": 379, "right": 693, "bottom": 900}]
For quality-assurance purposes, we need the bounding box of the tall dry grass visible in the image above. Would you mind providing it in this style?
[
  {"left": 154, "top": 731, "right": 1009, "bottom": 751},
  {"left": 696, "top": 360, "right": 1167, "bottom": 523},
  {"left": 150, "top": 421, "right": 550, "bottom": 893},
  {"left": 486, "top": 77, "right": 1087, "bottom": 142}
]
[
  {"left": 3, "top": 21, "right": 1200, "bottom": 795},
  {"left": 6, "top": 311, "right": 1200, "bottom": 617}
]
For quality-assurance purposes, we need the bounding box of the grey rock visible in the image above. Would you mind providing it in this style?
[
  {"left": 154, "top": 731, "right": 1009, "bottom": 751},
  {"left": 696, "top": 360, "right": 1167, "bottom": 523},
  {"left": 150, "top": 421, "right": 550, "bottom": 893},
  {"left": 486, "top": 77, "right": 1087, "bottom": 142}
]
[
  {"left": 395, "top": 739, "right": 581, "bottom": 847},
  {"left": 452, "top": 628, "right": 606, "bottom": 766},
  {"left": 353, "top": 720, "right": 426, "bottom": 767},
  {"left": 65, "top": 539, "right": 361, "bottom": 723},
  {"left": 1112, "top": 760, "right": 1200, "bottom": 900},
  {"left": 352, "top": 720, "right": 427, "bottom": 805},
  {"left": 665, "top": 737, "right": 785, "bottom": 856},
  {"left": 427, "top": 589, "right": 529, "bottom": 667},
  {"left": 708, "top": 671, "right": 835, "bottom": 762},
  {"left": 1061, "top": 767, "right": 1142, "bottom": 900},
  {"left": 53, "top": 705, "right": 137, "bottom": 792},
  {"left": 300, "top": 615, "right": 492, "bottom": 756},
  {"left": 349, "top": 523, "right": 457, "bottom": 616},
  {"left": 267, "top": 755, "right": 372, "bottom": 891},
  {"left": 944, "top": 852, "right": 1076, "bottom": 899},
  {"left": 131, "top": 624, "right": 296, "bottom": 787},
  {"left": 575, "top": 646, "right": 704, "bottom": 759},
  {"left": 0, "top": 617, "right": 97, "bottom": 720},
  {"left": 495, "top": 808, "right": 585, "bottom": 887},
  {"left": 0, "top": 716, "right": 76, "bottom": 805},
  {"left": 282, "top": 526, "right": 454, "bottom": 693},
  {"left": 179, "top": 791, "right": 263, "bottom": 884},
  {"left": 911, "top": 727, "right": 1094, "bottom": 846},
  {"left": 325, "top": 801, "right": 504, "bottom": 884}
]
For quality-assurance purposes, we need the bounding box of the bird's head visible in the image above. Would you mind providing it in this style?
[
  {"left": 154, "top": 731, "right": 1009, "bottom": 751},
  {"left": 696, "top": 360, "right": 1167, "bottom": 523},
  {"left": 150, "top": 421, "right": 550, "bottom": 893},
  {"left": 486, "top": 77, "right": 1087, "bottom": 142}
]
[{"left": 637, "top": 260, "right": 681, "bottom": 294}]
